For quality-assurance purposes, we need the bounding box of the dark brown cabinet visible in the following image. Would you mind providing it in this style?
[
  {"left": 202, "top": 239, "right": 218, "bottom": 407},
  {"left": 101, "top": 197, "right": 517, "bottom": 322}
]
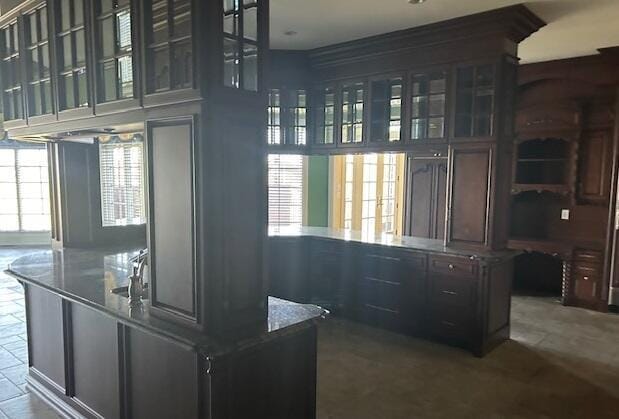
[
  {"left": 405, "top": 154, "right": 447, "bottom": 240},
  {"left": 447, "top": 143, "right": 493, "bottom": 248},
  {"left": 578, "top": 130, "right": 612, "bottom": 204},
  {"left": 569, "top": 248, "right": 604, "bottom": 308}
]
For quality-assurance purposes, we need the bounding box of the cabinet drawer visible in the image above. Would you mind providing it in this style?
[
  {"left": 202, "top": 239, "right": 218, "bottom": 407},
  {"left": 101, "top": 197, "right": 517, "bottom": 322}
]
[
  {"left": 362, "top": 253, "right": 406, "bottom": 284},
  {"left": 358, "top": 276, "right": 401, "bottom": 312},
  {"left": 427, "top": 305, "right": 471, "bottom": 341},
  {"left": 573, "top": 263, "right": 601, "bottom": 279},
  {"left": 429, "top": 255, "right": 478, "bottom": 279},
  {"left": 429, "top": 275, "right": 475, "bottom": 309},
  {"left": 573, "top": 249, "right": 603, "bottom": 265}
]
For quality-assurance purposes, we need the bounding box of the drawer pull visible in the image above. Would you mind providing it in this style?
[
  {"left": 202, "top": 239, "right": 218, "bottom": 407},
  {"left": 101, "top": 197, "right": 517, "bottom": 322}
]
[
  {"left": 367, "top": 254, "right": 402, "bottom": 262},
  {"left": 448, "top": 264, "right": 455, "bottom": 270},
  {"left": 583, "top": 276, "right": 589, "bottom": 281},
  {"left": 441, "top": 290, "right": 457, "bottom": 296},
  {"left": 441, "top": 320, "right": 456, "bottom": 327}
]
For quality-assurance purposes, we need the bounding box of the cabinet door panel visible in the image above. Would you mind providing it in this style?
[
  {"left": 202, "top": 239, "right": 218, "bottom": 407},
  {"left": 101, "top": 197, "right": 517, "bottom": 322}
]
[
  {"left": 448, "top": 145, "right": 492, "bottom": 246},
  {"left": 579, "top": 130, "right": 611, "bottom": 204},
  {"left": 435, "top": 161, "right": 448, "bottom": 240},
  {"left": 406, "top": 158, "right": 447, "bottom": 240},
  {"left": 27, "top": 285, "right": 65, "bottom": 390},
  {"left": 72, "top": 304, "right": 120, "bottom": 419}
]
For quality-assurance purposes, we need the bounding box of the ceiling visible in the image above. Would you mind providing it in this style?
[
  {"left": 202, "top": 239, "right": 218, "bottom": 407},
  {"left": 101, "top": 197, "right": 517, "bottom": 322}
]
[{"left": 270, "top": 0, "right": 619, "bottom": 64}]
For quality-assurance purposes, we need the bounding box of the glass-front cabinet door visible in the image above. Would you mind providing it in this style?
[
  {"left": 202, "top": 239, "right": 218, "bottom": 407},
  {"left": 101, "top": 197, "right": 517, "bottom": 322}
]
[
  {"left": 454, "top": 64, "right": 495, "bottom": 138},
  {"left": 222, "top": 0, "right": 260, "bottom": 91},
  {"left": 95, "top": 0, "right": 135, "bottom": 103},
  {"left": 340, "top": 82, "right": 365, "bottom": 145},
  {"left": 56, "top": 0, "right": 89, "bottom": 110},
  {"left": 267, "top": 88, "right": 307, "bottom": 146},
  {"left": 0, "top": 21, "right": 24, "bottom": 121},
  {"left": 313, "top": 86, "right": 336, "bottom": 147},
  {"left": 369, "top": 77, "right": 402, "bottom": 143},
  {"left": 409, "top": 71, "right": 447, "bottom": 141},
  {"left": 25, "top": 5, "right": 53, "bottom": 117}
]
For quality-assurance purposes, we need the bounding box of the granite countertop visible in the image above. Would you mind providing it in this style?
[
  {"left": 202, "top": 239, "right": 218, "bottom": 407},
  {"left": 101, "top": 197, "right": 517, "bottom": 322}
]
[
  {"left": 5, "top": 247, "right": 327, "bottom": 357},
  {"left": 269, "top": 225, "right": 519, "bottom": 260}
]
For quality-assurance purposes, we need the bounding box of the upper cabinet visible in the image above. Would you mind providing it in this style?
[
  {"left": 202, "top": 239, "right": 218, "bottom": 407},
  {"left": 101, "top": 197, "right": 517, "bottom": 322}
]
[
  {"left": 410, "top": 71, "right": 447, "bottom": 141},
  {"left": 95, "top": 0, "right": 135, "bottom": 103},
  {"left": 56, "top": 0, "right": 89, "bottom": 111},
  {"left": 145, "top": 0, "right": 193, "bottom": 94},
  {"left": 369, "top": 77, "right": 402, "bottom": 144},
  {"left": 223, "top": 0, "right": 260, "bottom": 91},
  {"left": 339, "top": 82, "right": 365, "bottom": 145},
  {"left": 267, "top": 87, "right": 307, "bottom": 147},
  {"left": 454, "top": 64, "right": 495, "bottom": 138},
  {"left": 1, "top": 21, "right": 24, "bottom": 121},
  {"left": 25, "top": 5, "right": 53, "bottom": 118},
  {"left": 313, "top": 85, "right": 336, "bottom": 147}
]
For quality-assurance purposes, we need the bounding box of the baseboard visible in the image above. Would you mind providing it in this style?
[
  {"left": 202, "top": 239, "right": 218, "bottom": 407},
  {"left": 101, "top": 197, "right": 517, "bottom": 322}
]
[{"left": 26, "top": 371, "right": 85, "bottom": 419}]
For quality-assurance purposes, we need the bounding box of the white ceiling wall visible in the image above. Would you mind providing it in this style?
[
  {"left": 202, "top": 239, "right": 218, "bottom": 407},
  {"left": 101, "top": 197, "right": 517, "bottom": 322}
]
[{"left": 270, "top": 0, "right": 619, "bottom": 63}]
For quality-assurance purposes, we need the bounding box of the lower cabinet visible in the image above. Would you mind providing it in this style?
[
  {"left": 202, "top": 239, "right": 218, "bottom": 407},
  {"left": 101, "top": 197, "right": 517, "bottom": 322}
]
[
  {"left": 24, "top": 284, "right": 319, "bottom": 419},
  {"left": 568, "top": 248, "right": 604, "bottom": 310}
]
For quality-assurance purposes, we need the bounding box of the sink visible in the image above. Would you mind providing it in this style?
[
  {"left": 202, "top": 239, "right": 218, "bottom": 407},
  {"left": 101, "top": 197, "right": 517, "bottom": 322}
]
[{"left": 110, "top": 284, "right": 149, "bottom": 300}]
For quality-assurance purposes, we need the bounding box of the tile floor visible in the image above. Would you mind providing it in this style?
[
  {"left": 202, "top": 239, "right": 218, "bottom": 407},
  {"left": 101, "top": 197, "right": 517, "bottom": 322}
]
[{"left": 1, "top": 247, "right": 618, "bottom": 418}]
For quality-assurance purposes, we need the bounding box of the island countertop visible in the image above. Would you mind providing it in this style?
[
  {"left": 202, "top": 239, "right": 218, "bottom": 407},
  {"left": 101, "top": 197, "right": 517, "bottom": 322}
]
[
  {"left": 269, "top": 225, "right": 519, "bottom": 261},
  {"left": 5, "top": 246, "right": 327, "bottom": 357}
]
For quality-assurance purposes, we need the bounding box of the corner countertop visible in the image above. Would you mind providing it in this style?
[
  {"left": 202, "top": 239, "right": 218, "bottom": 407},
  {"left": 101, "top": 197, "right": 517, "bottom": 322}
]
[
  {"left": 268, "top": 225, "right": 519, "bottom": 261},
  {"left": 5, "top": 246, "right": 327, "bottom": 357}
]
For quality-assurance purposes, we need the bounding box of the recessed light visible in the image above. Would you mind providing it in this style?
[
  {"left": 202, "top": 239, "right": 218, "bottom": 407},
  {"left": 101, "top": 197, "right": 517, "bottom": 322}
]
[
  {"left": 408, "top": 0, "right": 426, "bottom": 4},
  {"left": 284, "top": 30, "right": 298, "bottom": 36}
]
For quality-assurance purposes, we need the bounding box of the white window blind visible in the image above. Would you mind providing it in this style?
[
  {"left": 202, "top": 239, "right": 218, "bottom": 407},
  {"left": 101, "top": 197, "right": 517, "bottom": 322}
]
[
  {"left": 99, "top": 141, "right": 145, "bottom": 227},
  {"left": 0, "top": 147, "right": 50, "bottom": 232},
  {"left": 268, "top": 154, "right": 304, "bottom": 227}
]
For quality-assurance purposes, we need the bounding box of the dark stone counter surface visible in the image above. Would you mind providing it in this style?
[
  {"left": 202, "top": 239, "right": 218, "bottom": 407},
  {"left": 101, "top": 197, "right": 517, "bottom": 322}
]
[
  {"left": 5, "top": 246, "right": 327, "bottom": 357},
  {"left": 269, "top": 226, "right": 519, "bottom": 261}
]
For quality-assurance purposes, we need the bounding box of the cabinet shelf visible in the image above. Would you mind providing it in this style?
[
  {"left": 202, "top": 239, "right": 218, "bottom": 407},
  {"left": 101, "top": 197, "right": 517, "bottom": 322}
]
[{"left": 511, "top": 184, "right": 571, "bottom": 196}]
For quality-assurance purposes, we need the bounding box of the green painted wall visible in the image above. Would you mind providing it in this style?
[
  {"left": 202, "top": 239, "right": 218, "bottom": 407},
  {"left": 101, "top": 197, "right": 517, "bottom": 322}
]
[{"left": 306, "top": 155, "right": 329, "bottom": 227}]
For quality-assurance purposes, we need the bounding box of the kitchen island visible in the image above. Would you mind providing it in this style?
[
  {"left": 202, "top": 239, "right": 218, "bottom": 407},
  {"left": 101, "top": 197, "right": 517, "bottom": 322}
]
[
  {"left": 269, "top": 226, "right": 519, "bottom": 357},
  {"left": 6, "top": 247, "right": 326, "bottom": 419}
]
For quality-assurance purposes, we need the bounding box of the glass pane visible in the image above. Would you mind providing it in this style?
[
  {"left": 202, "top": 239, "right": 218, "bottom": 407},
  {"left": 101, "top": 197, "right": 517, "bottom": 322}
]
[
  {"left": 428, "top": 117, "right": 444, "bottom": 138},
  {"left": 0, "top": 167, "right": 16, "bottom": 182},
  {"left": 40, "top": 8, "right": 48, "bottom": 40},
  {"left": 100, "top": 0, "right": 114, "bottom": 13},
  {"left": 42, "top": 80, "right": 52, "bottom": 113},
  {"left": 223, "top": 37, "right": 239, "bottom": 88},
  {"left": 429, "top": 94, "right": 445, "bottom": 116},
  {"left": 102, "top": 61, "right": 117, "bottom": 101},
  {"left": 74, "top": 0, "right": 84, "bottom": 26},
  {"left": 62, "top": 35, "right": 72, "bottom": 69},
  {"left": 388, "top": 121, "right": 400, "bottom": 142},
  {"left": 457, "top": 67, "right": 474, "bottom": 88},
  {"left": 153, "top": 47, "right": 170, "bottom": 90},
  {"left": 29, "top": 13, "right": 38, "bottom": 44},
  {"left": 244, "top": 5, "right": 257, "bottom": 41},
  {"left": 172, "top": 41, "right": 192, "bottom": 88},
  {"left": 173, "top": 1, "right": 191, "bottom": 37},
  {"left": 21, "top": 214, "right": 50, "bottom": 231},
  {"left": 429, "top": 76, "right": 446, "bottom": 93},
  {"left": 41, "top": 44, "right": 50, "bottom": 77},
  {"left": 243, "top": 43, "right": 258, "bottom": 91},
  {"left": 61, "top": 0, "right": 71, "bottom": 31},
  {"left": 411, "top": 96, "right": 426, "bottom": 118},
  {"left": 412, "top": 76, "right": 427, "bottom": 95},
  {"left": 63, "top": 74, "right": 75, "bottom": 108},
  {"left": 477, "top": 65, "right": 494, "bottom": 87},
  {"left": 75, "top": 30, "right": 86, "bottom": 66},
  {"left": 29, "top": 49, "right": 39, "bottom": 80},
  {"left": 152, "top": 2, "right": 169, "bottom": 44},
  {"left": 101, "top": 17, "right": 115, "bottom": 57},
  {"left": 117, "top": 10, "right": 132, "bottom": 51},
  {"left": 0, "top": 149, "right": 15, "bottom": 166},
  {"left": 77, "top": 69, "right": 88, "bottom": 106},
  {"left": 118, "top": 55, "right": 134, "bottom": 98},
  {"left": 0, "top": 215, "right": 19, "bottom": 231},
  {"left": 32, "top": 83, "right": 42, "bottom": 115},
  {"left": 411, "top": 118, "right": 426, "bottom": 140}
]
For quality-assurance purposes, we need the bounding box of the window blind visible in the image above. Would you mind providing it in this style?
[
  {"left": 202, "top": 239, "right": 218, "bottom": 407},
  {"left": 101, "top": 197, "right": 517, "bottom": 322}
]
[
  {"left": 268, "top": 154, "right": 304, "bottom": 227},
  {"left": 99, "top": 141, "right": 145, "bottom": 227}
]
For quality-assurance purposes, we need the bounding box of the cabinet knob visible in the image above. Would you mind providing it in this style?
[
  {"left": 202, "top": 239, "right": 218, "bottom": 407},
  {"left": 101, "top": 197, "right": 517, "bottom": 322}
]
[
  {"left": 442, "top": 290, "right": 457, "bottom": 296},
  {"left": 583, "top": 276, "right": 589, "bottom": 281},
  {"left": 448, "top": 264, "right": 455, "bottom": 270}
]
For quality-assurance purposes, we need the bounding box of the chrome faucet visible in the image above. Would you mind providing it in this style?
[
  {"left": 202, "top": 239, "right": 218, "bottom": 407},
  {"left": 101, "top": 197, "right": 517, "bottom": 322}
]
[{"left": 128, "top": 249, "right": 148, "bottom": 306}]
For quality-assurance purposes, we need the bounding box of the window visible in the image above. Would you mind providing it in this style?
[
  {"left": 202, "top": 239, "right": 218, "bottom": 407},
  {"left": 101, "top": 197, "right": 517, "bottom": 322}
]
[
  {"left": 1, "top": 22, "right": 23, "bottom": 120},
  {"left": 95, "top": 0, "right": 134, "bottom": 102},
  {"left": 341, "top": 83, "right": 364, "bottom": 144},
  {"left": 223, "top": 0, "right": 259, "bottom": 91},
  {"left": 455, "top": 65, "right": 494, "bottom": 137},
  {"left": 333, "top": 153, "right": 404, "bottom": 236},
  {"left": 0, "top": 147, "right": 50, "bottom": 232},
  {"left": 411, "top": 71, "right": 447, "bottom": 140},
  {"left": 314, "top": 86, "right": 335, "bottom": 145},
  {"left": 370, "top": 78, "right": 402, "bottom": 142},
  {"left": 26, "top": 6, "right": 53, "bottom": 116},
  {"left": 146, "top": 0, "right": 192, "bottom": 93},
  {"left": 56, "top": 0, "right": 89, "bottom": 110},
  {"left": 268, "top": 154, "right": 304, "bottom": 227},
  {"left": 266, "top": 88, "right": 307, "bottom": 146},
  {"left": 99, "top": 139, "right": 145, "bottom": 227}
]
